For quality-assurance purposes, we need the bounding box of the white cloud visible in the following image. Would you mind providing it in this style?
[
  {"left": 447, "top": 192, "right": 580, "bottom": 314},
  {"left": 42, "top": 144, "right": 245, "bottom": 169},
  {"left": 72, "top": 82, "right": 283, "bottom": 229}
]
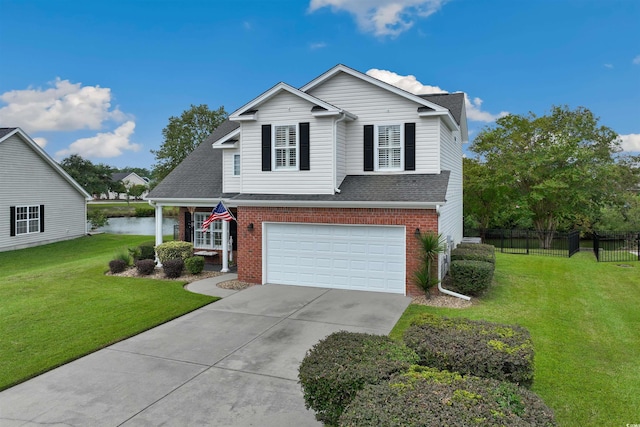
[
  {"left": 55, "top": 121, "right": 140, "bottom": 159},
  {"left": 633, "top": 55, "right": 640, "bottom": 65},
  {"left": 309, "top": 0, "right": 448, "bottom": 37},
  {"left": 366, "top": 68, "right": 509, "bottom": 123},
  {"left": 32, "top": 137, "right": 47, "bottom": 148},
  {"left": 0, "top": 78, "right": 126, "bottom": 133},
  {"left": 310, "top": 42, "right": 328, "bottom": 50},
  {"left": 620, "top": 133, "right": 640, "bottom": 152},
  {"left": 604, "top": 63, "right": 613, "bottom": 69}
]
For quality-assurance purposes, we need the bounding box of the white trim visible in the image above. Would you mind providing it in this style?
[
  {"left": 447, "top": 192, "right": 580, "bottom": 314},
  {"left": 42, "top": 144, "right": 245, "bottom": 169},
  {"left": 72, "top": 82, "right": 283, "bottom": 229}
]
[
  {"left": 14, "top": 205, "right": 41, "bottom": 235},
  {"left": 272, "top": 123, "right": 299, "bottom": 171},
  {"left": 211, "top": 128, "right": 241, "bottom": 149},
  {"left": 0, "top": 128, "right": 92, "bottom": 200},
  {"left": 233, "top": 154, "right": 241, "bottom": 176},
  {"left": 375, "top": 123, "right": 404, "bottom": 172}
]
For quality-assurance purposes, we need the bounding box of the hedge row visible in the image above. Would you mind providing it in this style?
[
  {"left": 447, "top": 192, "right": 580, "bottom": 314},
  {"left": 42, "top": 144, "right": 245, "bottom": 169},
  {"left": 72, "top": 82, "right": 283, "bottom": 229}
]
[
  {"left": 403, "top": 313, "right": 534, "bottom": 387},
  {"left": 340, "top": 366, "right": 556, "bottom": 427},
  {"left": 298, "top": 331, "right": 419, "bottom": 426},
  {"left": 449, "top": 243, "right": 496, "bottom": 295}
]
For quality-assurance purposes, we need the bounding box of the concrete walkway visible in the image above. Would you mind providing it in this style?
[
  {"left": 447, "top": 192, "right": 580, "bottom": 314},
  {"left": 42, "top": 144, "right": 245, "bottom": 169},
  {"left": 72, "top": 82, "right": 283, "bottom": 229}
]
[{"left": 0, "top": 275, "right": 411, "bottom": 427}]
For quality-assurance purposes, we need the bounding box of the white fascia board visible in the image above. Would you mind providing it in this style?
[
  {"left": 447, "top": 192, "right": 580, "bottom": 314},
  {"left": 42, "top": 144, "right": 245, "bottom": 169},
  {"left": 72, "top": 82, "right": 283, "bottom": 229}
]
[
  {"left": 311, "top": 109, "right": 358, "bottom": 120},
  {"left": 211, "top": 128, "right": 241, "bottom": 149},
  {"left": 233, "top": 112, "right": 258, "bottom": 121},
  {"left": 300, "top": 64, "right": 449, "bottom": 114},
  {"left": 419, "top": 110, "right": 459, "bottom": 131},
  {"left": 2, "top": 128, "right": 92, "bottom": 200},
  {"left": 229, "top": 82, "right": 342, "bottom": 120},
  {"left": 232, "top": 199, "right": 444, "bottom": 209}
]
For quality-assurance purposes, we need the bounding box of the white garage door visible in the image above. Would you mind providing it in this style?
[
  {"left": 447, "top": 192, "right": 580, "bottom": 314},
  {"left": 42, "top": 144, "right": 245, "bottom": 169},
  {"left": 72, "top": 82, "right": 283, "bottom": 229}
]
[{"left": 264, "top": 223, "right": 405, "bottom": 294}]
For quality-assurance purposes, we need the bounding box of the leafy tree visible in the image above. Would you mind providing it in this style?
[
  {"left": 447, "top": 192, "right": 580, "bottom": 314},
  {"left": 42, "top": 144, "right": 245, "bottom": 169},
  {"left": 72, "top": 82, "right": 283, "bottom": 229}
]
[
  {"left": 151, "top": 104, "right": 227, "bottom": 181},
  {"left": 470, "top": 105, "right": 633, "bottom": 247},
  {"left": 60, "top": 154, "right": 113, "bottom": 198},
  {"left": 128, "top": 184, "right": 147, "bottom": 200},
  {"left": 109, "top": 180, "right": 127, "bottom": 200}
]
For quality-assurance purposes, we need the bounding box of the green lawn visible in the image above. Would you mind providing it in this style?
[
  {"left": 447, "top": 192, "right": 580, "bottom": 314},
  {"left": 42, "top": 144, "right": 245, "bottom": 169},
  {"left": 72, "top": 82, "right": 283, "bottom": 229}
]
[
  {"left": 0, "top": 234, "right": 217, "bottom": 391},
  {"left": 391, "top": 252, "right": 640, "bottom": 427}
]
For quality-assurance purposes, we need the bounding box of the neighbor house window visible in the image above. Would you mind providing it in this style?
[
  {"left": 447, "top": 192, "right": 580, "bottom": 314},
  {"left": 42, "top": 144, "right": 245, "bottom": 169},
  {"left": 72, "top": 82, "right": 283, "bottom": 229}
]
[
  {"left": 233, "top": 154, "right": 240, "bottom": 176},
  {"left": 194, "top": 212, "right": 222, "bottom": 249},
  {"left": 376, "top": 124, "right": 403, "bottom": 170},
  {"left": 273, "top": 124, "right": 298, "bottom": 170},
  {"left": 16, "top": 205, "right": 40, "bottom": 235}
]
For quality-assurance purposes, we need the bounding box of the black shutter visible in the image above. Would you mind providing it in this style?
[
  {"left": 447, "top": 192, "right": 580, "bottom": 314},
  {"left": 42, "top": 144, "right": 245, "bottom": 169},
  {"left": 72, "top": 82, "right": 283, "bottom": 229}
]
[
  {"left": 299, "top": 122, "right": 310, "bottom": 171},
  {"left": 40, "top": 205, "right": 45, "bottom": 233},
  {"left": 184, "top": 211, "right": 192, "bottom": 242},
  {"left": 404, "top": 123, "right": 416, "bottom": 171},
  {"left": 230, "top": 218, "right": 237, "bottom": 250},
  {"left": 363, "top": 125, "right": 374, "bottom": 171},
  {"left": 10, "top": 206, "right": 15, "bottom": 236},
  {"left": 262, "top": 124, "right": 272, "bottom": 171}
]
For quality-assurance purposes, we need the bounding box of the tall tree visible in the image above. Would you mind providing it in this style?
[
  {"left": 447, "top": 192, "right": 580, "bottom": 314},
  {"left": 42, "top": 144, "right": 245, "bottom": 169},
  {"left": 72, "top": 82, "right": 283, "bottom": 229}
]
[
  {"left": 471, "top": 105, "right": 630, "bottom": 247},
  {"left": 60, "top": 154, "right": 113, "bottom": 198},
  {"left": 151, "top": 104, "right": 227, "bottom": 181}
]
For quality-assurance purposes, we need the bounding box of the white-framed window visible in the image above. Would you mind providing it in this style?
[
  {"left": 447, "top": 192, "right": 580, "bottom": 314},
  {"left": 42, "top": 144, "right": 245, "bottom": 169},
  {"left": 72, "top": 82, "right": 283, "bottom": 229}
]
[
  {"left": 273, "top": 124, "right": 298, "bottom": 170},
  {"left": 193, "top": 212, "right": 222, "bottom": 249},
  {"left": 376, "top": 124, "right": 403, "bottom": 170},
  {"left": 16, "top": 205, "right": 40, "bottom": 235},
  {"left": 233, "top": 154, "right": 240, "bottom": 176}
]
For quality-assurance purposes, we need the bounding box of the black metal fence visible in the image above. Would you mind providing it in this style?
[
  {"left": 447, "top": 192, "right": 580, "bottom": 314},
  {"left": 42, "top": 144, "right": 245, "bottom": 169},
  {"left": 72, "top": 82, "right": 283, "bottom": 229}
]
[
  {"left": 593, "top": 232, "right": 640, "bottom": 262},
  {"left": 465, "top": 229, "right": 581, "bottom": 258}
]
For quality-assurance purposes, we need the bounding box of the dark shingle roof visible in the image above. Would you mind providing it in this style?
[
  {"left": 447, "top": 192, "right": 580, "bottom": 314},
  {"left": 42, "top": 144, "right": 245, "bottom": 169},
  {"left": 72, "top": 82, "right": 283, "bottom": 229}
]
[
  {"left": 0, "top": 127, "right": 18, "bottom": 139},
  {"left": 111, "top": 172, "right": 130, "bottom": 181},
  {"left": 232, "top": 172, "right": 449, "bottom": 204},
  {"left": 147, "top": 121, "right": 240, "bottom": 199},
  {"left": 419, "top": 93, "right": 465, "bottom": 125}
]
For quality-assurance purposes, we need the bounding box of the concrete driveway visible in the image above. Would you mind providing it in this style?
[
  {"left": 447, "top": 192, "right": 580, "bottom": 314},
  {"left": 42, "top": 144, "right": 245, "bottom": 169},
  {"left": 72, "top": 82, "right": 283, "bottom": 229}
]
[{"left": 0, "top": 279, "right": 411, "bottom": 426}]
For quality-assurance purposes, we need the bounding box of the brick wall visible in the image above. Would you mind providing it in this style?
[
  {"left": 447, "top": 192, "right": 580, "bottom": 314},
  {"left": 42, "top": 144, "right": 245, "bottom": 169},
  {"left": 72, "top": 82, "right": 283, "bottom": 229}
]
[{"left": 236, "top": 206, "right": 438, "bottom": 296}]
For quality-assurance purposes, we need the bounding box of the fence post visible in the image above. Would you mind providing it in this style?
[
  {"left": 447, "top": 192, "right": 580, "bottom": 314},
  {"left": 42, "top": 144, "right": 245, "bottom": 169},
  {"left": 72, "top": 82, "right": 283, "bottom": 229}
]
[
  {"left": 526, "top": 230, "right": 530, "bottom": 255},
  {"left": 637, "top": 233, "right": 640, "bottom": 262},
  {"left": 593, "top": 233, "right": 599, "bottom": 261}
]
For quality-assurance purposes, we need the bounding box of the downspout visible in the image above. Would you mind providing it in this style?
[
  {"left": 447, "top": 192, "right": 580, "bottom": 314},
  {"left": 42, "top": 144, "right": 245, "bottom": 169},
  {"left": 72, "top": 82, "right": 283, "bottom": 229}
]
[
  {"left": 334, "top": 112, "right": 348, "bottom": 193},
  {"left": 434, "top": 203, "right": 471, "bottom": 301}
]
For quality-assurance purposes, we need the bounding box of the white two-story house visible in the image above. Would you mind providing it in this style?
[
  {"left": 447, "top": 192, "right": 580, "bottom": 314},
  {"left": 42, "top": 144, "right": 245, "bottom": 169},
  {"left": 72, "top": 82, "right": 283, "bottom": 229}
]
[{"left": 147, "top": 64, "right": 467, "bottom": 296}]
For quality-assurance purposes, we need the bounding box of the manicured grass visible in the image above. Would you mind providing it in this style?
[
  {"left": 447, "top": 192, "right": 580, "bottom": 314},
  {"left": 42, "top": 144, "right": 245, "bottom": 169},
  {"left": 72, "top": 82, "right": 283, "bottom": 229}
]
[
  {"left": 0, "top": 234, "right": 217, "bottom": 391},
  {"left": 391, "top": 252, "right": 640, "bottom": 427}
]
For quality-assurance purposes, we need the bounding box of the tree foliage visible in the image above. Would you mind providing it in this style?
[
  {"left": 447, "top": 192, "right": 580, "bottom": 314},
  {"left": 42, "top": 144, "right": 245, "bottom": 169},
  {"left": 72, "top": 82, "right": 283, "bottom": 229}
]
[
  {"left": 469, "top": 105, "right": 638, "bottom": 242},
  {"left": 151, "top": 104, "right": 227, "bottom": 181},
  {"left": 60, "top": 154, "right": 113, "bottom": 198}
]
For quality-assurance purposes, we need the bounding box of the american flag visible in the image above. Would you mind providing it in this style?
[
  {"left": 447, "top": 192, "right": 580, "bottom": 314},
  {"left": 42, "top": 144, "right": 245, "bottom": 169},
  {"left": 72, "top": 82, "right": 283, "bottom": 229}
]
[{"left": 202, "top": 201, "right": 234, "bottom": 231}]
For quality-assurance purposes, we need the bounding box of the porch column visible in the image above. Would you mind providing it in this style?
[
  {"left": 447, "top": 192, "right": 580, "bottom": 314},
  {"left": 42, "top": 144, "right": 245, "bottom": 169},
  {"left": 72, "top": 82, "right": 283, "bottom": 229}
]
[
  {"left": 154, "top": 204, "right": 163, "bottom": 265},
  {"left": 221, "top": 219, "right": 229, "bottom": 272}
]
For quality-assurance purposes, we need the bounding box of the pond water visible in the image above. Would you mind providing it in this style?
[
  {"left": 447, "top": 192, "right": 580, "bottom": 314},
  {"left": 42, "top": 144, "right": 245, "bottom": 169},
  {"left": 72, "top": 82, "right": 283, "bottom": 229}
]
[{"left": 93, "top": 217, "right": 178, "bottom": 235}]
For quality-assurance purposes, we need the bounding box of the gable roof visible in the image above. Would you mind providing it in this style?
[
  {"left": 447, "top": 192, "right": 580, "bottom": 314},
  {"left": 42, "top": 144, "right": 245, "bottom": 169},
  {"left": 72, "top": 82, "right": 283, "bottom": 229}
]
[{"left": 0, "top": 127, "right": 91, "bottom": 200}]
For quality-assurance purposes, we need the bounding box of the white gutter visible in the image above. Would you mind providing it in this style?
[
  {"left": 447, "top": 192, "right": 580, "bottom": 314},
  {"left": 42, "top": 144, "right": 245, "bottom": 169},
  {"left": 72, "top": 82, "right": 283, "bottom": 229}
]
[{"left": 438, "top": 282, "right": 471, "bottom": 301}]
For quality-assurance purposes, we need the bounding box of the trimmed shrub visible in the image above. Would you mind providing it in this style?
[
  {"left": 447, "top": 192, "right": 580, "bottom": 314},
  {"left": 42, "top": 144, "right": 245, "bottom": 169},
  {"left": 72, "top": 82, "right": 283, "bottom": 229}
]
[
  {"left": 403, "top": 314, "right": 534, "bottom": 387},
  {"left": 339, "top": 366, "right": 556, "bottom": 427},
  {"left": 135, "top": 259, "right": 156, "bottom": 275},
  {"left": 108, "top": 259, "right": 127, "bottom": 274},
  {"left": 456, "top": 243, "right": 496, "bottom": 253},
  {"left": 184, "top": 256, "right": 205, "bottom": 275},
  {"left": 449, "top": 260, "right": 494, "bottom": 295},
  {"left": 451, "top": 247, "right": 496, "bottom": 264},
  {"left": 162, "top": 259, "right": 184, "bottom": 278},
  {"left": 137, "top": 243, "right": 156, "bottom": 261},
  {"left": 155, "top": 241, "right": 193, "bottom": 264},
  {"left": 298, "top": 331, "right": 419, "bottom": 426}
]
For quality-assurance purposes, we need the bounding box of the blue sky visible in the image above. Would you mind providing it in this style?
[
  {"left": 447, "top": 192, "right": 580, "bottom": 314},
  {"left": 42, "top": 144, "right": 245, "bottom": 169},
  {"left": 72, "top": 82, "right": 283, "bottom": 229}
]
[{"left": 1, "top": 0, "right": 639, "bottom": 170}]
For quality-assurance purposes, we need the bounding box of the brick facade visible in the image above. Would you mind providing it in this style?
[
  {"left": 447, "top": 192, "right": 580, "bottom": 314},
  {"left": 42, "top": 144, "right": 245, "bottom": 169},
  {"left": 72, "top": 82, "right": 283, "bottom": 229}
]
[{"left": 236, "top": 206, "right": 438, "bottom": 296}]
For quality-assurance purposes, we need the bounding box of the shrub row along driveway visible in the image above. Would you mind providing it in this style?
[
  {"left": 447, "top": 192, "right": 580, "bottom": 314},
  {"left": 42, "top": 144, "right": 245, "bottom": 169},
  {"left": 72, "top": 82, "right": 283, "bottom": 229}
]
[{"left": 0, "top": 281, "right": 411, "bottom": 426}]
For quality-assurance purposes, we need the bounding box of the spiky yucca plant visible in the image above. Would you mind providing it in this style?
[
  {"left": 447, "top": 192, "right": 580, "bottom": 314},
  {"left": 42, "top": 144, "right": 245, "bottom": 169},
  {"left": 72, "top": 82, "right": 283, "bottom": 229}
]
[{"left": 414, "top": 232, "right": 445, "bottom": 296}]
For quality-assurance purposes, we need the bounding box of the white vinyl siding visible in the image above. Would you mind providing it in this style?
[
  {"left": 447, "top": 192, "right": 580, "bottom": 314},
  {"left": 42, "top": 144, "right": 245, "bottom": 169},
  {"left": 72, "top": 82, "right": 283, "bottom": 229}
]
[
  {"left": 273, "top": 124, "right": 298, "bottom": 170},
  {"left": 336, "top": 119, "right": 347, "bottom": 187},
  {"left": 306, "top": 71, "right": 441, "bottom": 175},
  {"left": 194, "top": 212, "right": 222, "bottom": 249},
  {"left": 0, "top": 134, "right": 87, "bottom": 252},
  {"left": 239, "top": 91, "right": 335, "bottom": 194},
  {"left": 15, "top": 205, "right": 40, "bottom": 234},
  {"left": 376, "top": 124, "right": 403, "bottom": 170},
  {"left": 223, "top": 148, "right": 241, "bottom": 193}
]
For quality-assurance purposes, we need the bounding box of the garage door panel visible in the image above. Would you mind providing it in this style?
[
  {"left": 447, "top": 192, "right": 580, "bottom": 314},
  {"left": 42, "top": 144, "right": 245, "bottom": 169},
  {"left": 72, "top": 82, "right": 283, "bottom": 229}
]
[{"left": 265, "top": 223, "right": 405, "bottom": 294}]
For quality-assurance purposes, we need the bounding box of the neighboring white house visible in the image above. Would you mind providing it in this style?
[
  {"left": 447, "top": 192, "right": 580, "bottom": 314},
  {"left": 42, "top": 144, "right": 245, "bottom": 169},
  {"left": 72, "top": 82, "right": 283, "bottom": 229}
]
[
  {"left": 0, "top": 127, "right": 92, "bottom": 252},
  {"left": 147, "top": 64, "right": 467, "bottom": 296},
  {"left": 108, "top": 172, "right": 150, "bottom": 200}
]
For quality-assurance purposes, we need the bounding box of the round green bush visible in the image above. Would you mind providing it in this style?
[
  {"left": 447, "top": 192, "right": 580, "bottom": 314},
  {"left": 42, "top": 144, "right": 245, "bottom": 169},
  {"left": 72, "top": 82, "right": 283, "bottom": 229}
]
[
  {"left": 108, "top": 259, "right": 127, "bottom": 274},
  {"left": 339, "top": 366, "right": 556, "bottom": 427},
  {"left": 403, "top": 314, "right": 534, "bottom": 387},
  {"left": 135, "top": 259, "right": 156, "bottom": 275},
  {"left": 184, "top": 256, "right": 205, "bottom": 275},
  {"left": 298, "top": 331, "right": 419, "bottom": 426},
  {"left": 137, "top": 243, "right": 156, "bottom": 261},
  {"left": 449, "top": 259, "right": 494, "bottom": 295},
  {"left": 162, "top": 259, "right": 184, "bottom": 278},
  {"left": 155, "top": 241, "right": 193, "bottom": 264}
]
